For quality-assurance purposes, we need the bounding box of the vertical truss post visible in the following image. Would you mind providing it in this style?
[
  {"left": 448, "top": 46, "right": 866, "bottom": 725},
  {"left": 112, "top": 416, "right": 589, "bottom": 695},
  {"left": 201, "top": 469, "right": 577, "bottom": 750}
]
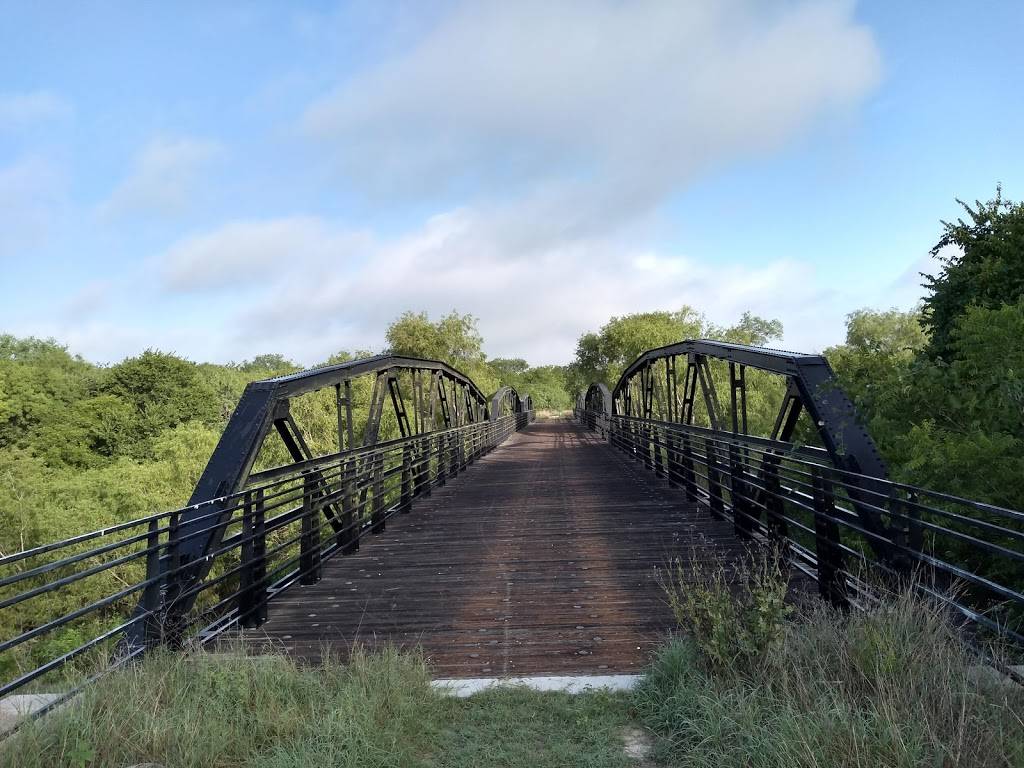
[
  {"left": 679, "top": 357, "right": 700, "bottom": 500},
  {"left": 704, "top": 434, "right": 725, "bottom": 516},
  {"left": 642, "top": 364, "right": 655, "bottom": 473},
  {"left": 300, "top": 475, "right": 321, "bottom": 585},
  {"left": 415, "top": 434, "right": 430, "bottom": 497},
  {"left": 695, "top": 355, "right": 725, "bottom": 514},
  {"left": 651, "top": 362, "right": 666, "bottom": 478},
  {"left": 371, "top": 451, "right": 385, "bottom": 533},
  {"left": 812, "top": 466, "right": 847, "bottom": 608},
  {"left": 401, "top": 443, "right": 413, "bottom": 513},
  {"left": 436, "top": 431, "right": 447, "bottom": 487},
  {"left": 729, "top": 363, "right": 747, "bottom": 435},
  {"left": 240, "top": 489, "right": 267, "bottom": 628},
  {"left": 729, "top": 444, "right": 753, "bottom": 538},
  {"left": 727, "top": 361, "right": 751, "bottom": 537},
  {"left": 142, "top": 518, "right": 163, "bottom": 648},
  {"left": 763, "top": 456, "right": 789, "bottom": 547},
  {"left": 340, "top": 457, "right": 358, "bottom": 554},
  {"left": 664, "top": 357, "right": 680, "bottom": 487}
]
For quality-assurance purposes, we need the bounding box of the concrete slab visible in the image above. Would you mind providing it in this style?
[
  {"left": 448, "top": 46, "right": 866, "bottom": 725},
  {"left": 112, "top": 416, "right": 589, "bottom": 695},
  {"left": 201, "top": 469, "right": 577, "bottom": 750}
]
[
  {"left": 431, "top": 673, "right": 642, "bottom": 697},
  {"left": 0, "top": 693, "right": 65, "bottom": 732}
]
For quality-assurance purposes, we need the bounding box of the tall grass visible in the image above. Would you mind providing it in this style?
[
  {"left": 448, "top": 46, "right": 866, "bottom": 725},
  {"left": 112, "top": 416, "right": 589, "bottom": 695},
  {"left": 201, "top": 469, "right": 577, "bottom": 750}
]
[
  {"left": 638, "top": 556, "right": 1024, "bottom": 767},
  {"left": 1, "top": 645, "right": 635, "bottom": 768},
  {"left": 1, "top": 646, "right": 440, "bottom": 768}
]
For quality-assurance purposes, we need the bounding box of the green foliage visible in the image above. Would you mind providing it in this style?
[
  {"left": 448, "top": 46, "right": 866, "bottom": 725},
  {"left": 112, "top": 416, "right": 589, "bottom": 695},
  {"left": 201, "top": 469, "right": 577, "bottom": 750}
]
[
  {"left": 567, "top": 306, "right": 783, "bottom": 396},
  {"left": 664, "top": 547, "right": 791, "bottom": 672},
  {"left": 386, "top": 310, "right": 500, "bottom": 395},
  {"left": 488, "top": 359, "right": 572, "bottom": 410},
  {"left": 636, "top": 588, "right": 1024, "bottom": 768},
  {"left": 568, "top": 306, "right": 708, "bottom": 393},
  {"left": 829, "top": 303, "right": 1024, "bottom": 512},
  {"left": 922, "top": 185, "right": 1024, "bottom": 360},
  {"left": 99, "top": 350, "right": 221, "bottom": 451}
]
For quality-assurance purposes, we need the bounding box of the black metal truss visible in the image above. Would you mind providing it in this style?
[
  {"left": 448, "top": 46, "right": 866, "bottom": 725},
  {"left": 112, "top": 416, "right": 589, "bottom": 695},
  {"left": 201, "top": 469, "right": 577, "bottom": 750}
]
[
  {"left": 141, "top": 355, "right": 492, "bottom": 641},
  {"left": 489, "top": 385, "right": 531, "bottom": 420},
  {"left": 601, "top": 339, "right": 914, "bottom": 565}
]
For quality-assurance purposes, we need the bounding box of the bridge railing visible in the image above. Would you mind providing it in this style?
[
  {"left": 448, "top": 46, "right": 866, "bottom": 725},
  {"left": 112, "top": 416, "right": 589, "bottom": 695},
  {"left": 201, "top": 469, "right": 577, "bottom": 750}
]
[
  {"left": 578, "top": 409, "right": 1024, "bottom": 657},
  {"left": 0, "top": 412, "right": 531, "bottom": 716}
]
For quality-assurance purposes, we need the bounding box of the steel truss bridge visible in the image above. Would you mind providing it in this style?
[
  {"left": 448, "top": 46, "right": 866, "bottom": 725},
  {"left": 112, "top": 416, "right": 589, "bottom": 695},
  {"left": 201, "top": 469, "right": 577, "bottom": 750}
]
[{"left": 2, "top": 342, "right": 1022, "bottom": 719}]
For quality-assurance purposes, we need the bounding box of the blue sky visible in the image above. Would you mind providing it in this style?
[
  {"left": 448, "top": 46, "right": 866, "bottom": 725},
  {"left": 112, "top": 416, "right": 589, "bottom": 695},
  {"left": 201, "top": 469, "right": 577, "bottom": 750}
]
[{"left": 1, "top": 1, "right": 1022, "bottom": 365}]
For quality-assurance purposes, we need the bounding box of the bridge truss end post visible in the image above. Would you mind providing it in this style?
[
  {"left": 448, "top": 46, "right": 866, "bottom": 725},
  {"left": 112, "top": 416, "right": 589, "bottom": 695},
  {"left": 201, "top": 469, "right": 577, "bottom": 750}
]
[{"left": 142, "top": 518, "right": 164, "bottom": 649}]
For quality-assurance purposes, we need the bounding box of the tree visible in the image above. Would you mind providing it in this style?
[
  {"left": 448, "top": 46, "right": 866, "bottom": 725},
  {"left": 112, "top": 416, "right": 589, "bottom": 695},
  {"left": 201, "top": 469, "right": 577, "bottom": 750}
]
[
  {"left": 568, "top": 307, "right": 783, "bottom": 395},
  {"left": 235, "top": 354, "right": 299, "bottom": 374},
  {"left": 922, "top": 186, "right": 1024, "bottom": 359},
  {"left": 100, "top": 350, "right": 220, "bottom": 451},
  {"left": 488, "top": 358, "right": 529, "bottom": 382},
  {"left": 385, "top": 311, "right": 498, "bottom": 394}
]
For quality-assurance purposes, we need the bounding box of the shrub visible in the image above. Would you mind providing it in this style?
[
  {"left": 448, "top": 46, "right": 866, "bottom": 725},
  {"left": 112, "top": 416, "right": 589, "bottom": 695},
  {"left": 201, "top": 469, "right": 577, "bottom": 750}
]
[{"left": 663, "top": 545, "right": 791, "bottom": 672}]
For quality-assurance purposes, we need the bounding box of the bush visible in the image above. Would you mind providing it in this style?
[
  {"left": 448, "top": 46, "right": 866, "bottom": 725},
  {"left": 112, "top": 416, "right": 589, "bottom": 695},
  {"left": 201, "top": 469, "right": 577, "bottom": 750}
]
[{"left": 663, "top": 546, "right": 791, "bottom": 672}]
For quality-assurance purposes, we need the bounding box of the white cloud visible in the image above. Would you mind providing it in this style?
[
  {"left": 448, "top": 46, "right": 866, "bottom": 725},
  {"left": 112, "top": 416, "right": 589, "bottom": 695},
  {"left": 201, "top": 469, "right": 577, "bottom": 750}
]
[
  {"left": 28, "top": 1, "right": 887, "bottom": 368},
  {"left": 159, "top": 216, "right": 374, "bottom": 292},
  {"left": 156, "top": 206, "right": 846, "bottom": 365},
  {"left": 99, "top": 137, "right": 222, "bottom": 218},
  {"left": 304, "top": 0, "right": 880, "bottom": 209},
  {"left": 0, "top": 91, "right": 72, "bottom": 128}
]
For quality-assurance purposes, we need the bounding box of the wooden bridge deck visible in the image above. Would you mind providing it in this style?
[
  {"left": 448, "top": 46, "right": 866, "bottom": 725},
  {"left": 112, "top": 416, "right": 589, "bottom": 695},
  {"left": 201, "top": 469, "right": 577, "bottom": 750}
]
[{"left": 242, "top": 419, "right": 751, "bottom": 677}]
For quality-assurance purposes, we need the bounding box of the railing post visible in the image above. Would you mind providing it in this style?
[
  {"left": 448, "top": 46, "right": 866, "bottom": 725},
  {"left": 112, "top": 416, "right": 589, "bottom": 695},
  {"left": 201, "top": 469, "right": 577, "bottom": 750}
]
[
  {"left": 300, "top": 475, "right": 322, "bottom": 584},
  {"left": 340, "top": 458, "right": 359, "bottom": 554},
  {"left": 437, "top": 433, "right": 447, "bottom": 486},
  {"left": 729, "top": 444, "right": 753, "bottom": 539},
  {"left": 680, "top": 433, "right": 697, "bottom": 501},
  {"left": 763, "top": 456, "right": 789, "bottom": 545},
  {"left": 665, "top": 429, "right": 681, "bottom": 487},
  {"left": 705, "top": 437, "right": 725, "bottom": 516},
  {"left": 652, "top": 423, "right": 665, "bottom": 478},
  {"left": 642, "top": 423, "right": 654, "bottom": 471},
  {"left": 449, "top": 431, "right": 459, "bottom": 477},
  {"left": 371, "top": 452, "right": 386, "bottom": 533},
  {"left": 142, "top": 518, "right": 163, "bottom": 647},
  {"left": 239, "top": 489, "right": 268, "bottom": 627},
  {"left": 401, "top": 443, "right": 413, "bottom": 512},
  {"left": 812, "top": 466, "right": 847, "bottom": 608},
  {"left": 415, "top": 436, "right": 430, "bottom": 497}
]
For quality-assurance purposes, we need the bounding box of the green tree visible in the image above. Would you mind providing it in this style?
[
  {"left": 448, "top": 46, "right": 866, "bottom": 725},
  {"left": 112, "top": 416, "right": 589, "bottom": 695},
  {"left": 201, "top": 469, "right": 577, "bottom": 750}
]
[
  {"left": 100, "top": 351, "right": 220, "bottom": 452},
  {"left": 922, "top": 186, "right": 1024, "bottom": 359},
  {"left": 235, "top": 354, "right": 299, "bottom": 375},
  {"left": 568, "top": 307, "right": 783, "bottom": 395},
  {"left": 385, "top": 311, "right": 498, "bottom": 395}
]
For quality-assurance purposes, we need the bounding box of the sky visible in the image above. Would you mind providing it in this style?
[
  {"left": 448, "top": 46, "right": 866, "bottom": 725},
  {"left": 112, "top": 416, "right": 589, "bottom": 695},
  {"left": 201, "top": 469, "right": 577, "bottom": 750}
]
[{"left": 1, "top": 0, "right": 1022, "bottom": 366}]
